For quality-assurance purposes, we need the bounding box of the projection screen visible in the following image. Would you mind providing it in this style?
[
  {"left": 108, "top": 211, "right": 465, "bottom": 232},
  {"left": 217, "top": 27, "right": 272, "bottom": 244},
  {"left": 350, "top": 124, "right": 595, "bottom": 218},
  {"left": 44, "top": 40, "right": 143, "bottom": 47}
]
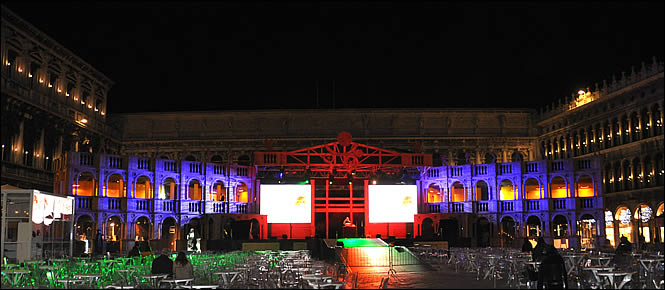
[
  {"left": 260, "top": 184, "right": 311, "bottom": 223},
  {"left": 368, "top": 185, "right": 417, "bottom": 223}
]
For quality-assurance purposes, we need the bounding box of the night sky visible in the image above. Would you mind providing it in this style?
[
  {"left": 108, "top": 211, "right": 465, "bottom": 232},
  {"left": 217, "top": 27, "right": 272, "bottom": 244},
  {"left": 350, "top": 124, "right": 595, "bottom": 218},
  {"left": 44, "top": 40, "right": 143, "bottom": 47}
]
[{"left": 4, "top": 1, "right": 664, "bottom": 114}]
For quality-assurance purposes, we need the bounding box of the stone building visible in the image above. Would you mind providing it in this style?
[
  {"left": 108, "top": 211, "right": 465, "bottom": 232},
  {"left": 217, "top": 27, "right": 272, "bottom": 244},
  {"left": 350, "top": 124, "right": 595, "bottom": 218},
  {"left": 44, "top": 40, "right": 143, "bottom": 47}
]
[{"left": 1, "top": 6, "right": 662, "bottom": 253}]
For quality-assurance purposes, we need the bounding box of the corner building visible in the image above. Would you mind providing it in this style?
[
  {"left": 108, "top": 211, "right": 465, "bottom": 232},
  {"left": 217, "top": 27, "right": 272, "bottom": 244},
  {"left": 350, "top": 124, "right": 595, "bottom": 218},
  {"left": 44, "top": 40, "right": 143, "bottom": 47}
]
[{"left": 1, "top": 6, "right": 663, "bottom": 253}]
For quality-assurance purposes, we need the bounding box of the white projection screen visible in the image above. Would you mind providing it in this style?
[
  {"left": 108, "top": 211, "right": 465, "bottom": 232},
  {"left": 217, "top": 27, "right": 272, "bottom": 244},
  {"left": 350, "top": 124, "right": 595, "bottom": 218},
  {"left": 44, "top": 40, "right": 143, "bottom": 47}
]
[
  {"left": 260, "top": 184, "right": 311, "bottom": 223},
  {"left": 368, "top": 185, "right": 417, "bottom": 223}
]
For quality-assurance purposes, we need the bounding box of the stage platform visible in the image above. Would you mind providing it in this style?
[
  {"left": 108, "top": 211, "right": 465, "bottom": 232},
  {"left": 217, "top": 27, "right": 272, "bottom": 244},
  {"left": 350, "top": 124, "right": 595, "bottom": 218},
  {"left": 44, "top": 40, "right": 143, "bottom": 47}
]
[{"left": 323, "top": 238, "right": 389, "bottom": 248}]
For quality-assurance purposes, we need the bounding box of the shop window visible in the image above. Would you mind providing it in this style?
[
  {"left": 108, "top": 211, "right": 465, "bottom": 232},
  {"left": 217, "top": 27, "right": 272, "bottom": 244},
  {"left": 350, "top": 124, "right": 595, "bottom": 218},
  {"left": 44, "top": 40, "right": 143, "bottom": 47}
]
[{"left": 615, "top": 206, "right": 632, "bottom": 243}]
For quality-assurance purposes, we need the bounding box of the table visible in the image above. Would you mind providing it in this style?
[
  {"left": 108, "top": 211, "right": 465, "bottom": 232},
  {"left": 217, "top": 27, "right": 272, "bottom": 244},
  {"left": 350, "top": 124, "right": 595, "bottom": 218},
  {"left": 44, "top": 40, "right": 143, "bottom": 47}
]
[
  {"left": 597, "top": 271, "right": 633, "bottom": 289},
  {"left": 588, "top": 256, "right": 613, "bottom": 266},
  {"left": 2, "top": 269, "right": 30, "bottom": 288},
  {"left": 74, "top": 273, "right": 101, "bottom": 288},
  {"left": 562, "top": 254, "right": 586, "bottom": 275},
  {"left": 160, "top": 278, "right": 194, "bottom": 288},
  {"left": 51, "top": 259, "right": 69, "bottom": 265},
  {"left": 638, "top": 259, "right": 661, "bottom": 288},
  {"left": 214, "top": 270, "right": 241, "bottom": 287},
  {"left": 141, "top": 273, "right": 168, "bottom": 288},
  {"left": 581, "top": 266, "right": 615, "bottom": 286},
  {"left": 56, "top": 278, "right": 85, "bottom": 289}
]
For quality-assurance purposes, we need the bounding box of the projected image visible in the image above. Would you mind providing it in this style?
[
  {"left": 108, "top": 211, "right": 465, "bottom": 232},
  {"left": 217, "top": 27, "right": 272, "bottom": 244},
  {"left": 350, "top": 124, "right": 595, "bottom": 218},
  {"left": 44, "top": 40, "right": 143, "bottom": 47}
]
[
  {"left": 368, "top": 185, "right": 417, "bottom": 223},
  {"left": 260, "top": 184, "right": 311, "bottom": 223}
]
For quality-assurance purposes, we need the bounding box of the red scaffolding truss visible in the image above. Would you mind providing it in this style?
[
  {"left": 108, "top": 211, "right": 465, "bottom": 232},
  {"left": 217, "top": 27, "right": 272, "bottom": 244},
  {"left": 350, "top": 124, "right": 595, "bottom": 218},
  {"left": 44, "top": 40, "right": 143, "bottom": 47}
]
[{"left": 254, "top": 132, "right": 432, "bottom": 179}]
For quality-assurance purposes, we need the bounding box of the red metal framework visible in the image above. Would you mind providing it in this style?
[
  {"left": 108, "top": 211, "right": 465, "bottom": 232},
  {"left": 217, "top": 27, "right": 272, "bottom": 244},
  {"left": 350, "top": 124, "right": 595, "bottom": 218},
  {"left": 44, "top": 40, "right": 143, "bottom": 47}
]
[{"left": 254, "top": 132, "right": 432, "bottom": 178}]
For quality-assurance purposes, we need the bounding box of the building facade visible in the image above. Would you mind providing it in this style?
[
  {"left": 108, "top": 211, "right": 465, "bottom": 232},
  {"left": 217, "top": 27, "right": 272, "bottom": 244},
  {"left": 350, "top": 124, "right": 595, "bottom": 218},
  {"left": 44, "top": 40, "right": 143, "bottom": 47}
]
[{"left": 1, "top": 6, "right": 663, "bottom": 253}]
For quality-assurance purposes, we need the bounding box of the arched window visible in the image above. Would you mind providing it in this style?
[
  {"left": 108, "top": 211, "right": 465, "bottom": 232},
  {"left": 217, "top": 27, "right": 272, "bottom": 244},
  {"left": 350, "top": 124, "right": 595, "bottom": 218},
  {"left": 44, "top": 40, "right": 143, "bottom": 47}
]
[
  {"left": 76, "top": 215, "right": 95, "bottom": 254},
  {"left": 622, "top": 160, "right": 632, "bottom": 190},
  {"left": 76, "top": 172, "right": 96, "bottom": 196},
  {"left": 526, "top": 216, "right": 541, "bottom": 238},
  {"left": 550, "top": 176, "right": 566, "bottom": 198},
  {"left": 161, "top": 178, "right": 176, "bottom": 199},
  {"left": 633, "top": 204, "right": 653, "bottom": 243},
  {"left": 211, "top": 181, "right": 225, "bottom": 201},
  {"left": 106, "top": 216, "right": 122, "bottom": 242},
  {"left": 427, "top": 184, "right": 441, "bottom": 203},
  {"left": 524, "top": 178, "right": 540, "bottom": 199},
  {"left": 210, "top": 155, "right": 224, "bottom": 164},
  {"left": 643, "top": 156, "right": 653, "bottom": 187},
  {"left": 615, "top": 206, "right": 632, "bottom": 243},
  {"left": 499, "top": 179, "right": 514, "bottom": 200},
  {"left": 552, "top": 215, "right": 568, "bottom": 239},
  {"left": 238, "top": 155, "right": 250, "bottom": 166},
  {"left": 605, "top": 209, "right": 616, "bottom": 247},
  {"left": 135, "top": 176, "right": 151, "bottom": 199},
  {"left": 657, "top": 203, "right": 664, "bottom": 243},
  {"left": 450, "top": 182, "right": 465, "bottom": 202},
  {"left": 475, "top": 181, "right": 489, "bottom": 201},
  {"left": 576, "top": 175, "right": 594, "bottom": 197},
  {"left": 235, "top": 182, "right": 248, "bottom": 203},
  {"left": 107, "top": 174, "right": 125, "bottom": 197},
  {"left": 134, "top": 216, "right": 151, "bottom": 241},
  {"left": 578, "top": 214, "right": 597, "bottom": 249},
  {"left": 184, "top": 155, "right": 196, "bottom": 162},
  {"left": 188, "top": 179, "right": 202, "bottom": 200}
]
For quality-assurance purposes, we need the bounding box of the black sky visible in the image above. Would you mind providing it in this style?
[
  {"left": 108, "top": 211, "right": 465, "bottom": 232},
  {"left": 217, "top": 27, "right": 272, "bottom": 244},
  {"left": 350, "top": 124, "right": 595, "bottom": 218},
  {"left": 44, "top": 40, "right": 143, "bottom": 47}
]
[{"left": 4, "top": 1, "right": 664, "bottom": 113}]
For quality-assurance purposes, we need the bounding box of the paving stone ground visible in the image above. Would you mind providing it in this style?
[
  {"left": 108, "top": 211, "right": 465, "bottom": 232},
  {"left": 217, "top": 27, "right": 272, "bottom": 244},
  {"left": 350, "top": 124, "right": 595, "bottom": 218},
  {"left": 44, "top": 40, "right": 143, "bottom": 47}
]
[{"left": 348, "top": 264, "right": 501, "bottom": 289}]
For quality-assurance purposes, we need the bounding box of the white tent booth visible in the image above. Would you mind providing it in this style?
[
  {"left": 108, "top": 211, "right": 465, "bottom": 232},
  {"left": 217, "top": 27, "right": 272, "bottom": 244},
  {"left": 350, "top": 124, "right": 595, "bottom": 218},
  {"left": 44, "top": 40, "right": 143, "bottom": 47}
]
[{"left": 1, "top": 188, "right": 75, "bottom": 263}]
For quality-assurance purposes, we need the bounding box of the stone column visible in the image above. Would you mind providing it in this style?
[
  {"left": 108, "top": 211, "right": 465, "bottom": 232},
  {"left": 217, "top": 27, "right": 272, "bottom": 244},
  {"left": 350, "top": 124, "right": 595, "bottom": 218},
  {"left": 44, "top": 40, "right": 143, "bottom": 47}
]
[
  {"left": 627, "top": 114, "right": 634, "bottom": 142},
  {"left": 600, "top": 126, "right": 606, "bottom": 149},
  {"left": 591, "top": 128, "right": 597, "bottom": 152},
  {"left": 636, "top": 114, "right": 643, "bottom": 140},
  {"left": 614, "top": 117, "right": 626, "bottom": 146},
  {"left": 646, "top": 111, "right": 653, "bottom": 138}
]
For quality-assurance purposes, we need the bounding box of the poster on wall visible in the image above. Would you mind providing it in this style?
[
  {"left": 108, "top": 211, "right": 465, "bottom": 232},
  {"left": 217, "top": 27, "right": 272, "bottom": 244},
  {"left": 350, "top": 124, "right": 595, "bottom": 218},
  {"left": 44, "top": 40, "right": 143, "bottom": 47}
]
[
  {"left": 32, "top": 191, "right": 74, "bottom": 225},
  {"left": 368, "top": 185, "right": 417, "bottom": 223},
  {"left": 260, "top": 184, "right": 311, "bottom": 223}
]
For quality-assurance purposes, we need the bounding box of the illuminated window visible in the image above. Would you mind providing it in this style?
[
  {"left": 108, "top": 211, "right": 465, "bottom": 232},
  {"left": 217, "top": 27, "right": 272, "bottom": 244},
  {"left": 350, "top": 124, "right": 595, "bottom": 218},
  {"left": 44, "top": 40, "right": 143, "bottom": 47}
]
[
  {"left": 499, "top": 179, "right": 514, "bottom": 200},
  {"left": 524, "top": 178, "right": 540, "bottom": 199},
  {"left": 550, "top": 176, "right": 567, "bottom": 198},
  {"left": 107, "top": 174, "right": 125, "bottom": 197},
  {"left": 212, "top": 181, "right": 225, "bottom": 201},
  {"left": 135, "top": 176, "right": 151, "bottom": 199},
  {"left": 160, "top": 178, "right": 176, "bottom": 199},
  {"left": 427, "top": 184, "right": 441, "bottom": 203},
  {"left": 236, "top": 182, "right": 248, "bottom": 203},
  {"left": 605, "top": 210, "right": 615, "bottom": 247},
  {"left": 450, "top": 182, "right": 465, "bottom": 202},
  {"left": 633, "top": 204, "right": 652, "bottom": 243},
  {"left": 576, "top": 175, "right": 594, "bottom": 197},
  {"left": 76, "top": 172, "right": 96, "bottom": 196},
  {"left": 188, "top": 179, "right": 202, "bottom": 200},
  {"left": 615, "top": 206, "right": 632, "bottom": 242},
  {"left": 578, "top": 214, "right": 597, "bottom": 249}
]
